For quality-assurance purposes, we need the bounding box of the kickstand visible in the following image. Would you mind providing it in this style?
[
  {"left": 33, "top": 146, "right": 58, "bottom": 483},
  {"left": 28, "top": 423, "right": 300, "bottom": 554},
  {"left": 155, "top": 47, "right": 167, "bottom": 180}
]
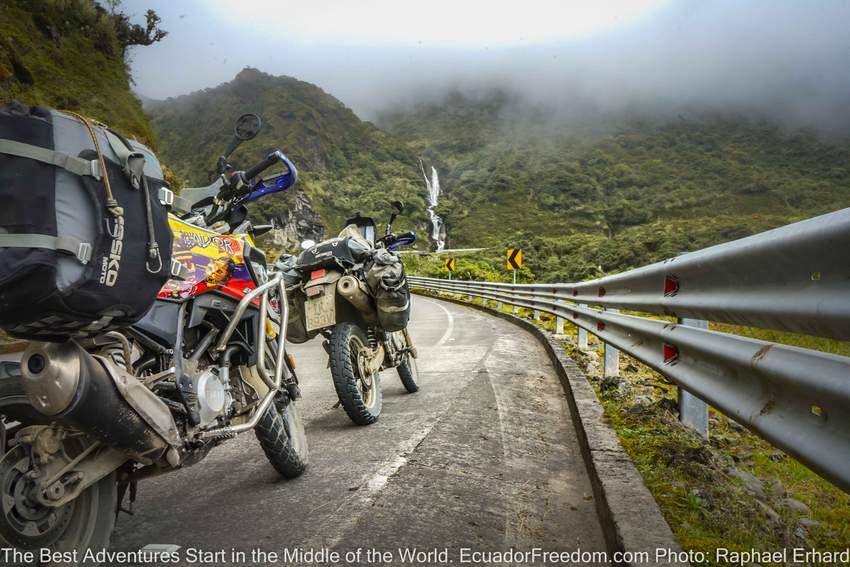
[
  {"left": 119, "top": 481, "right": 138, "bottom": 516},
  {"left": 332, "top": 400, "right": 341, "bottom": 409}
]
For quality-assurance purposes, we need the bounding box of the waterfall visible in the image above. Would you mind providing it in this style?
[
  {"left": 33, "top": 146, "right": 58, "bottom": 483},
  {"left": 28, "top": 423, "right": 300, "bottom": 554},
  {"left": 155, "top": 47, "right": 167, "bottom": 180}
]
[{"left": 420, "top": 159, "right": 447, "bottom": 251}]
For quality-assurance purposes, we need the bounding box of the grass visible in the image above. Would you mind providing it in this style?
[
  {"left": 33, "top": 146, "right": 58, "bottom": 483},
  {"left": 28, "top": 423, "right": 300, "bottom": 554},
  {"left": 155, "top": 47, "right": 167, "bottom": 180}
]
[{"left": 0, "top": 0, "right": 156, "bottom": 146}]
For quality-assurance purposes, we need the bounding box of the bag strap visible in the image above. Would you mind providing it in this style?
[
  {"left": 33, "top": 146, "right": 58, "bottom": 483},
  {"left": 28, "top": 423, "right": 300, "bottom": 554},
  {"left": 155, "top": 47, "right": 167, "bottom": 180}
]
[
  {"left": 140, "top": 175, "right": 163, "bottom": 274},
  {"left": 103, "top": 129, "right": 146, "bottom": 191},
  {"left": 104, "top": 127, "right": 165, "bottom": 275},
  {"left": 169, "top": 192, "right": 195, "bottom": 213},
  {"left": 0, "top": 233, "right": 92, "bottom": 264},
  {"left": 64, "top": 111, "right": 123, "bottom": 217},
  {"left": 0, "top": 139, "right": 101, "bottom": 179}
]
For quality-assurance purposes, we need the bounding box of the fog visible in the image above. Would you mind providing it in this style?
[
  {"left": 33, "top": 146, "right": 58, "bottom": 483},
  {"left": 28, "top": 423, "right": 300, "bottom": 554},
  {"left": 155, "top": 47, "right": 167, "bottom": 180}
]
[{"left": 127, "top": 0, "right": 850, "bottom": 134}]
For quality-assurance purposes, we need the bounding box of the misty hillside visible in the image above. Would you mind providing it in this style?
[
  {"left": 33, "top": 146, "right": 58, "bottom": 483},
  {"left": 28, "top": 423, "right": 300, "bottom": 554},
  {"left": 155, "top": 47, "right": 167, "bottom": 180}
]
[
  {"left": 0, "top": 0, "right": 156, "bottom": 146},
  {"left": 381, "top": 92, "right": 850, "bottom": 281},
  {"left": 147, "top": 69, "right": 427, "bottom": 247}
]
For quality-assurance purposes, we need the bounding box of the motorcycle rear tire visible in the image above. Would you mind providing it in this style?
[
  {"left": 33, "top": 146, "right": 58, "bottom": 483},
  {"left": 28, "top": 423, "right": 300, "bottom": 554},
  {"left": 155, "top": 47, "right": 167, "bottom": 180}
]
[
  {"left": 329, "top": 321, "right": 383, "bottom": 425},
  {"left": 0, "top": 363, "right": 117, "bottom": 566}
]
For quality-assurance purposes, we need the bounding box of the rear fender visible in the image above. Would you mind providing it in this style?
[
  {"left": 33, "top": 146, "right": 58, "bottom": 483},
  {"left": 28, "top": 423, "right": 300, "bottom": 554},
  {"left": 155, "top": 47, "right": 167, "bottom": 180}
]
[{"left": 303, "top": 270, "right": 342, "bottom": 291}]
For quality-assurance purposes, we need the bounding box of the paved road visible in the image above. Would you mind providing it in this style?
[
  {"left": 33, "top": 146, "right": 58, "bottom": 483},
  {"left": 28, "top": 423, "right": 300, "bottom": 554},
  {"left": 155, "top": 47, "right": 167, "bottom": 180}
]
[{"left": 112, "top": 296, "right": 607, "bottom": 565}]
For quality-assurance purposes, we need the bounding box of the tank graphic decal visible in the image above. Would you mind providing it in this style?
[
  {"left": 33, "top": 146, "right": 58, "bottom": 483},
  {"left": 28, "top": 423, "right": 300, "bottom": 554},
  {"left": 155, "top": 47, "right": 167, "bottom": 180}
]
[{"left": 158, "top": 216, "right": 256, "bottom": 301}]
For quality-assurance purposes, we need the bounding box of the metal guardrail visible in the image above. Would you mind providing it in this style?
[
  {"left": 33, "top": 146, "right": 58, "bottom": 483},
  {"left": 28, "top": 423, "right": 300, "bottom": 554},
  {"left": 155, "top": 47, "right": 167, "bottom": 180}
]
[{"left": 408, "top": 207, "right": 850, "bottom": 493}]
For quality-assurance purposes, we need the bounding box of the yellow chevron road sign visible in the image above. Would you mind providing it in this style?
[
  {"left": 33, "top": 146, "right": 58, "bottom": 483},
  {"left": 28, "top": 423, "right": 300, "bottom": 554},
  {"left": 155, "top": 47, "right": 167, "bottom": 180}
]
[
  {"left": 445, "top": 257, "right": 457, "bottom": 272},
  {"left": 506, "top": 248, "right": 523, "bottom": 271}
]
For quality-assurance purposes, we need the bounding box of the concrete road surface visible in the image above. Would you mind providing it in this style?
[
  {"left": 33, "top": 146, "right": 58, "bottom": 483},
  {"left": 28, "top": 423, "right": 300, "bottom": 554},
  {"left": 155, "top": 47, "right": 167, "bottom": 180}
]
[{"left": 111, "top": 296, "right": 607, "bottom": 566}]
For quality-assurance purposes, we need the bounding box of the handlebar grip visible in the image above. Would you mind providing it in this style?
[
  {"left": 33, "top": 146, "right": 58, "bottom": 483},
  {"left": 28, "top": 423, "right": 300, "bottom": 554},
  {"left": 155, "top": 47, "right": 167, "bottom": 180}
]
[{"left": 244, "top": 152, "right": 281, "bottom": 180}]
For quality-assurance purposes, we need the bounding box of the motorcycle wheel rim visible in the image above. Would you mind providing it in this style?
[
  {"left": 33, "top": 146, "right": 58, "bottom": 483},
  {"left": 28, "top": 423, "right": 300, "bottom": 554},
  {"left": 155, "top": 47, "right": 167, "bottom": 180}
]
[{"left": 349, "top": 334, "right": 378, "bottom": 410}]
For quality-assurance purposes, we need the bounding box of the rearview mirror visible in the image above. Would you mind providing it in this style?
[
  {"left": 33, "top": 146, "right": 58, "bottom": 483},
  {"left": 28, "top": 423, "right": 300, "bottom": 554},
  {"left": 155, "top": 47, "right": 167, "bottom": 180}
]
[
  {"left": 234, "top": 113, "right": 262, "bottom": 141},
  {"left": 388, "top": 200, "right": 404, "bottom": 230},
  {"left": 222, "top": 113, "right": 262, "bottom": 161},
  {"left": 300, "top": 239, "right": 316, "bottom": 250}
]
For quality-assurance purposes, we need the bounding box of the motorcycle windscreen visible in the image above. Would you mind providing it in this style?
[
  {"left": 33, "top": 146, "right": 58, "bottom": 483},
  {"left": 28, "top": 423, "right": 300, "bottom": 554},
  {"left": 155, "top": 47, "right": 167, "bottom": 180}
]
[{"left": 343, "top": 215, "right": 376, "bottom": 244}]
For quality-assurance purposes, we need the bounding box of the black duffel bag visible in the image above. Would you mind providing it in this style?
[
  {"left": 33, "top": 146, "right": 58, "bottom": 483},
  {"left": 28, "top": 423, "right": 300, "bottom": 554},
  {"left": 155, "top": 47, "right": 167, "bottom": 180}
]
[{"left": 0, "top": 103, "right": 173, "bottom": 340}]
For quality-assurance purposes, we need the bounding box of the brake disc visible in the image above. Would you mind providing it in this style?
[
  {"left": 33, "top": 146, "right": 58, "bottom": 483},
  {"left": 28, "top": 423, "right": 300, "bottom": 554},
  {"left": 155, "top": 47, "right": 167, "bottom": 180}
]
[{"left": 0, "top": 445, "right": 75, "bottom": 548}]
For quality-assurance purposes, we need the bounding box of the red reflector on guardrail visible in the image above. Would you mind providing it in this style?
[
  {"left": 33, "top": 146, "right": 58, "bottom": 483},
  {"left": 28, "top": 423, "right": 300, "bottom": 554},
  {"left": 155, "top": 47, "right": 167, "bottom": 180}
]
[
  {"left": 663, "top": 343, "right": 680, "bottom": 364},
  {"left": 664, "top": 276, "right": 679, "bottom": 297},
  {"left": 597, "top": 322, "right": 605, "bottom": 331}
]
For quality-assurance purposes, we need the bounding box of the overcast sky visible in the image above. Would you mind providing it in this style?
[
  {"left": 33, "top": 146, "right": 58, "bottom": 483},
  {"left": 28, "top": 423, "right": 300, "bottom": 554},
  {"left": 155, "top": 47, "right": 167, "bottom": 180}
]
[{"left": 125, "top": 0, "right": 850, "bottom": 132}]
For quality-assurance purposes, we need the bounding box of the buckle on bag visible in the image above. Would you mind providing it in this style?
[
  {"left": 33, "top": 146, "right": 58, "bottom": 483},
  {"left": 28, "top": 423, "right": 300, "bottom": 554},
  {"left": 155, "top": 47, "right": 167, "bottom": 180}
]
[
  {"left": 170, "top": 257, "right": 190, "bottom": 279},
  {"left": 89, "top": 160, "right": 102, "bottom": 181},
  {"left": 159, "top": 187, "right": 174, "bottom": 206},
  {"left": 77, "top": 242, "right": 92, "bottom": 264}
]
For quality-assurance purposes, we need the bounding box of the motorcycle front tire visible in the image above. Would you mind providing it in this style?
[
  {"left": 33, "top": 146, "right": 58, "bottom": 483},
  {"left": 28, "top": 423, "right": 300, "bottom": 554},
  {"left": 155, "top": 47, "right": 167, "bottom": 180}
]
[
  {"left": 255, "top": 395, "right": 309, "bottom": 478},
  {"left": 396, "top": 354, "right": 419, "bottom": 393}
]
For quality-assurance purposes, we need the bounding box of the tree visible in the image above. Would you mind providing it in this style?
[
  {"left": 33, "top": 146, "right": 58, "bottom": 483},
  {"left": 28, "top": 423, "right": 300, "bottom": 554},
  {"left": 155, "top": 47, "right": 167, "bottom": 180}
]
[{"left": 111, "top": 8, "right": 168, "bottom": 57}]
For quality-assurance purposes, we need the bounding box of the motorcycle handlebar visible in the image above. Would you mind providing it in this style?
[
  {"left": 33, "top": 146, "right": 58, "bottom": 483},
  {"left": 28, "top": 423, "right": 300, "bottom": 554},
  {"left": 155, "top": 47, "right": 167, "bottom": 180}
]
[
  {"left": 244, "top": 152, "right": 282, "bottom": 180},
  {"left": 385, "top": 231, "right": 417, "bottom": 251},
  {"left": 218, "top": 150, "right": 298, "bottom": 204}
]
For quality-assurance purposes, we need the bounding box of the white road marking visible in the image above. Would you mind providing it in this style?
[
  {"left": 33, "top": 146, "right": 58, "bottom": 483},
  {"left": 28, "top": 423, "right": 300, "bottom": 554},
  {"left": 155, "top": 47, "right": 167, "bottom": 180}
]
[
  {"left": 302, "top": 416, "right": 444, "bottom": 550},
  {"left": 420, "top": 298, "right": 454, "bottom": 346}
]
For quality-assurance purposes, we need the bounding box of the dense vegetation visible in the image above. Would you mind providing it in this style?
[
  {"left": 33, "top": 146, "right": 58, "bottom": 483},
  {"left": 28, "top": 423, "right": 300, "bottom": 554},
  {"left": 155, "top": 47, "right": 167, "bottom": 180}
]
[
  {"left": 0, "top": 0, "right": 161, "bottom": 146},
  {"left": 147, "top": 69, "right": 429, "bottom": 246},
  {"left": 383, "top": 92, "right": 850, "bottom": 282}
]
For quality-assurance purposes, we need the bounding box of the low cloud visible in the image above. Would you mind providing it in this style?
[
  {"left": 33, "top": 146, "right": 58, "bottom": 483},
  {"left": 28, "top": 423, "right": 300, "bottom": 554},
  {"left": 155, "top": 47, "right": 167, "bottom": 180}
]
[{"left": 130, "top": 0, "right": 850, "bottom": 133}]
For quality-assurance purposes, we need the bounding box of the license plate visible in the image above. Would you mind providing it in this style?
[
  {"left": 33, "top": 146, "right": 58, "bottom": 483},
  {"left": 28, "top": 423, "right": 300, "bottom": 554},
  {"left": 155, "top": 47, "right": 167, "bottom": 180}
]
[{"left": 305, "top": 289, "right": 336, "bottom": 331}]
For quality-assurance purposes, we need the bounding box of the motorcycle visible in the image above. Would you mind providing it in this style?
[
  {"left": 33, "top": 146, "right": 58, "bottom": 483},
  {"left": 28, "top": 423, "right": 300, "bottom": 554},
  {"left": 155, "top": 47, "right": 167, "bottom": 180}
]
[
  {"left": 0, "top": 114, "right": 307, "bottom": 558},
  {"left": 278, "top": 202, "right": 419, "bottom": 425}
]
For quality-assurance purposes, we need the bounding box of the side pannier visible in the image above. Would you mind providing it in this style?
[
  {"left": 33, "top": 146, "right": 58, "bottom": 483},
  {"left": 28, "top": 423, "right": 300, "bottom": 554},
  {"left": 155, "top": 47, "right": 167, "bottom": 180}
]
[
  {"left": 0, "top": 103, "right": 173, "bottom": 340},
  {"left": 365, "top": 248, "right": 410, "bottom": 332}
]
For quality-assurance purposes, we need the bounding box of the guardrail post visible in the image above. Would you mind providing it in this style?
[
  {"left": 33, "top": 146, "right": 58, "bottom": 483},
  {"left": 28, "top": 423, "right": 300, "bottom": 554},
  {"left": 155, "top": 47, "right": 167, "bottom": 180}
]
[
  {"left": 577, "top": 304, "right": 588, "bottom": 349},
  {"left": 512, "top": 271, "right": 518, "bottom": 314},
  {"left": 603, "top": 308, "right": 619, "bottom": 377},
  {"left": 555, "top": 316, "right": 564, "bottom": 335},
  {"left": 533, "top": 309, "right": 540, "bottom": 321},
  {"left": 678, "top": 318, "right": 710, "bottom": 438}
]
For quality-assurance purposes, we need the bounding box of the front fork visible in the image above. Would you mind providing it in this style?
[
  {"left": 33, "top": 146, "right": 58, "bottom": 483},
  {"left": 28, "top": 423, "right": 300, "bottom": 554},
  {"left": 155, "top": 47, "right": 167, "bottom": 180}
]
[
  {"left": 402, "top": 327, "right": 418, "bottom": 359},
  {"left": 381, "top": 328, "right": 417, "bottom": 369}
]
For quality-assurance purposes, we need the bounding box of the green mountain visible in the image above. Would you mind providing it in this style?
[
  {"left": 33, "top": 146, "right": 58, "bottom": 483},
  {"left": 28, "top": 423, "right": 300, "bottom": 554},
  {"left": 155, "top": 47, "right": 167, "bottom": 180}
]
[
  {"left": 147, "top": 69, "right": 427, "bottom": 248},
  {"left": 0, "top": 0, "right": 156, "bottom": 146},
  {"left": 381, "top": 92, "right": 850, "bottom": 281}
]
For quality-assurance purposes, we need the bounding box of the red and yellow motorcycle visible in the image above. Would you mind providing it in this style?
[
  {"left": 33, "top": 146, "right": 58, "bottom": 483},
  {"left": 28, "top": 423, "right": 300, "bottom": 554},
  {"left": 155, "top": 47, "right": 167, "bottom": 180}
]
[{"left": 0, "top": 114, "right": 305, "bottom": 559}]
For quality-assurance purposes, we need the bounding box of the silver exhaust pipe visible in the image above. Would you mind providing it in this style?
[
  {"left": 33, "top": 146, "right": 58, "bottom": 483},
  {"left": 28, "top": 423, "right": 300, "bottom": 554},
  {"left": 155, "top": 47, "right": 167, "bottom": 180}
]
[
  {"left": 21, "top": 341, "right": 178, "bottom": 464},
  {"left": 338, "top": 275, "right": 377, "bottom": 324}
]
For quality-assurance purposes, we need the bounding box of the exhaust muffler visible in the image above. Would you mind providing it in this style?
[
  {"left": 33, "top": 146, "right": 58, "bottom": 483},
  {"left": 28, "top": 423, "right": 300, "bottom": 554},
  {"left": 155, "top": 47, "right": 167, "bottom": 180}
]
[
  {"left": 20, "top": 341, "right": 177, "bottom": 464},
  {"left": 337, "top": 275, "right": 378, "bottom": 325}
]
